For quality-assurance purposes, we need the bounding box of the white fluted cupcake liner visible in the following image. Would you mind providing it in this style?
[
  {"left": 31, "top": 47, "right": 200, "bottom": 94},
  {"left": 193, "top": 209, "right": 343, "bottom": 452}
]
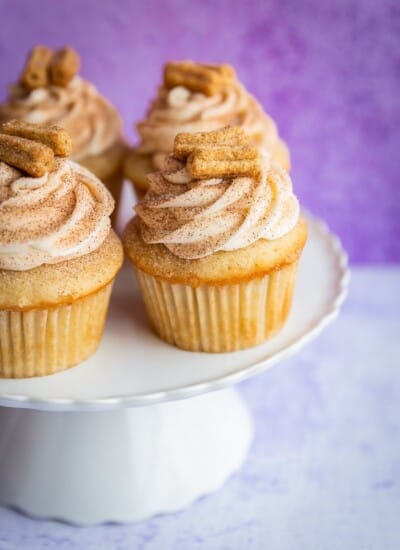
[
  {"left": 134, "top": 261, "right": 299, "bottom": 352},
  {"left": 0, "top": 282, "right": 113, "bottom": 378}
]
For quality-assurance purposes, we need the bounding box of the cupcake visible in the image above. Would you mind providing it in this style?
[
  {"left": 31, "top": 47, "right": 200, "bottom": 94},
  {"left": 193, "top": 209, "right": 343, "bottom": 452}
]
[
  {"left": 0, "top": 46, "right": 126, "bottom": 211},
  {"left": 123, "top": 127, "right": 307, "bottom": 352},
  {"left": 124, "top": 61, "right": 290, "bottom": 196},
  {"left": 0, "top": 120, "right": 123, "bottom": 377}
]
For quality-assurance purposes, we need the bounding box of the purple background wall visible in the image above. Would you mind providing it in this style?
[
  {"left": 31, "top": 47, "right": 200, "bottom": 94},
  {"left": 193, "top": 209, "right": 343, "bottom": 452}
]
[{"left": 0, "top": 0, "right": 399, "bottom": 263}]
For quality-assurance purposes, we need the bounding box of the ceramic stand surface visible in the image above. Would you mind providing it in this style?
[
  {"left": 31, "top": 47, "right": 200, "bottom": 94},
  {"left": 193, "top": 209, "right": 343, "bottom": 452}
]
[
  {"left": 0, "top": 388, "right": 252, "bottom": 525},
  {"left": 0, "top": 213, "right": 349, "bottom": 525}
]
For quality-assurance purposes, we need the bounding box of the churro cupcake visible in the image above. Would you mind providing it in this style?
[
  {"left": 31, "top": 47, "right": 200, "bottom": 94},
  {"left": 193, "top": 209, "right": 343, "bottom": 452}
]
[
  {"left": 123, "top": 128, "right": 306, "bottom": 352},
  {"left": 0, "top": 121, "right": 123, "bottom": 377},
  {"left": 0, "top": 46, "right": 126, "bottom": 209},
  {"left": 124, "top": 61, "right": 290, "bottom": 196}
]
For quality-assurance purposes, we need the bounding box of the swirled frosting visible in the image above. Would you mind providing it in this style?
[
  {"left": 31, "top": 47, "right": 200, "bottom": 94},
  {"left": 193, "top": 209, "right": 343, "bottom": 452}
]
[
  {"left": 0, "top": 159, "right": 114, "bottom": 271},
  {"left": 136, "top": 155, "right": 299, "bottom": 259},
  {"left": 0, "top": 77, "right": 122, "bottom": 160},
  {"left": 136, "top": 83, "right": 279, "bottom": 164}
]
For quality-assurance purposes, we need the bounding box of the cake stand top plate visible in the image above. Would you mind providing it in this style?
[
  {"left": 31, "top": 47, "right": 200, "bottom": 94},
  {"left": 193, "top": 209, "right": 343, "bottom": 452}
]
[{"left": 0, "top": 213, "right": 349, "bottom": 411}]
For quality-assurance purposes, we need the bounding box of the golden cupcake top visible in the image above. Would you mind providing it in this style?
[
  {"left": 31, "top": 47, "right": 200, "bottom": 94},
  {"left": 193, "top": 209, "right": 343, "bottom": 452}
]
[
  {"left": 0, "top": 45, "right": 122, "bottom": 160},
  {"left": 135, "top": 60, "right": 284, "bottom": 166},
  {"left": 0, "top": 120, "right": 114, "bottom": 271},
  {"left": 136, "top": 127, "right": 299, "bottom": 259}
]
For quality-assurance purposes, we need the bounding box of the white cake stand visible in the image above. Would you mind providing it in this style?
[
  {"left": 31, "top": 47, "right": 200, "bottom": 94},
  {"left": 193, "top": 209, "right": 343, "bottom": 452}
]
[{"left": 0, "top": 212, "right": 348, "bottom": 525}]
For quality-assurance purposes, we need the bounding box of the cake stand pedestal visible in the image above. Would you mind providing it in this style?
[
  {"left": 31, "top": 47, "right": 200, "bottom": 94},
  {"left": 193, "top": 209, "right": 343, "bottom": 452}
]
[
  {"left": 0, "top": 388, "right": 251, "bottom": 524},
  {"left": 0, "top": 213, "right": 348, "bottom": 525}
]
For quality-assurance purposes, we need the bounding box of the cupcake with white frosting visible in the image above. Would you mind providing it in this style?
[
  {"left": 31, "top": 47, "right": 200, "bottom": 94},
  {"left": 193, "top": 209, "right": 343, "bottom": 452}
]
[
  {"left": 124, "top": 61, "right": 290, "bottom": 195},
  {"left": 123, "top": 127, "right": 306, "bottom": 352},
  {"left": 0, "top": 121, "right": 123, "bottom": 377},
  {"left": 0, "top": 46, "right": 126, "bottom": 211}
]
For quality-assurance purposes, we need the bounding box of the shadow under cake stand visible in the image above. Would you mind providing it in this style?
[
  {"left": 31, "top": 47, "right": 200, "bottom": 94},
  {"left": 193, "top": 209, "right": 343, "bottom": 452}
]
[{"left": 0, "top": 213, "right": 349, "bottom": 525}]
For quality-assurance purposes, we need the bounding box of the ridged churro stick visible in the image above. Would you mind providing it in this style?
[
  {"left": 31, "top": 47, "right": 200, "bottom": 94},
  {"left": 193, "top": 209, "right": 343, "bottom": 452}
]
[
  {"left": 2, "top": 120, "right": 72, "bottom": 157},
  {"left": 193, "top": 145, "right": 258, "bottom": 162},
  {"left": 203, "top": 64, "right": 236, "bottom": 78},
  {"left": 188, "top": 145, "right": 260, "bottom": 179},
  {"left": 164, "top": 61, "right": 236, "bottom": 96},
  {"left": 173, "top": 127, "right": 248, "bottom": 160},
  {"left": 20, "top": 45, "right": 53, "bottom": 91},
  {"left": 0, "top": 134, "right": 54, "bottom": 177},
  {"left": 50, "top": 47, "right": 80, "bottom": 87}
]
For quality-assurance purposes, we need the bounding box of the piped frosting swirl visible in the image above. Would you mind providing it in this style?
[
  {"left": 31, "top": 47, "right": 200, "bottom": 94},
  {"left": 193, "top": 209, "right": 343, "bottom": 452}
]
[
  {"left": 136, "top": 80, "right": 280, "bottom": 163},
  {"left": 136, "top": 130, "right": 299, "bottom": 260},
  {"left": 0, "top": 158, "right": 114, "bottom": 270},
  {"left": 0, "top": 77, "right": 122, "bottom": 160}
]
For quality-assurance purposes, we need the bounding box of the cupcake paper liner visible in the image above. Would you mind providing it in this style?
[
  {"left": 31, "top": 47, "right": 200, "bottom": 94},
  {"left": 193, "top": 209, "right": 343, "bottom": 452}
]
[
  {"left": 0, "top": 282, "right": 113, "bottom": 378},
  {"left": 134, "top": 261, "right": 299, "bottom": 352}
]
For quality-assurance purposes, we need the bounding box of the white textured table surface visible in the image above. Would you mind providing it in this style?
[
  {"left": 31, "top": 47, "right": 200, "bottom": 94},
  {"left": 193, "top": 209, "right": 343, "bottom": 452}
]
[{"left": 0, "top": 268, "right": 398, "bottom": 550}]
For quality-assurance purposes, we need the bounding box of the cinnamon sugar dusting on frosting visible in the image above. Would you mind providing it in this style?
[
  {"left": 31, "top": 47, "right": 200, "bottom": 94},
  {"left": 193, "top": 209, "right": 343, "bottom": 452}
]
[
  {"left": 0, "top": 77, "right": 122, "bottom": 160},
  {"left": 135, "top": 130, "right": 299, "bottom": 259},
  {"left": 135, "top": 62, "right": 280, "bottom": 165},
  {"left": 0, "top": 158, "right": 114, "bottom": 270}
]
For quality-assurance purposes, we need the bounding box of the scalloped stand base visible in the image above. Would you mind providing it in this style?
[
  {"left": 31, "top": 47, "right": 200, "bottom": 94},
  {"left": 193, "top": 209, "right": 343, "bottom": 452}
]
[{"left": 0, "top": 388, "right": 252, "bottom": 525}]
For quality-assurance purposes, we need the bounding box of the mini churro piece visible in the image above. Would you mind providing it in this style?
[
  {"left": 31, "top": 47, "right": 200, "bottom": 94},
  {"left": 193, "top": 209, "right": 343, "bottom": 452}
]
[
  {"left": 50, "top": 47, "right": 80, "bottom": 87},
  {"left": 173, "top": 127, "right": 248, "bottom": 160},
  {"left": 188, "top": 145, "right": 260, "bottom": 180},
  {"left": 20, "top": 45, "right": 53, "bottom": 91},
  {"left": 203, "top": 64, "right": 236, "bottom": 79},
  {"left": 164, "top": 61, "right": 236, "bottom": 96},
  {"left": 194, "top": 145, "right": 258, "bottom": 162},
  {"left": 0, "top": 134, "right": 54, "bottom": 177},
  {"left": 2, "top": 120, "right": 72, "bottom": 157}
]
